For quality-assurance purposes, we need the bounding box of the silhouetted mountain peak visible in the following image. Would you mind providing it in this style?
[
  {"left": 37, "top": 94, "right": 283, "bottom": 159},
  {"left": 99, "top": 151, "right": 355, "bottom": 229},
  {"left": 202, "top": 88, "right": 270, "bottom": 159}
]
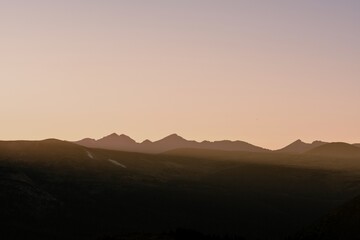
[
  {"left": 159, "top": 134, "right": 187, "bottom": 142},
  {"left": 141, "top": 139, "right": 152, "bottom": 144},
  {"left": 277, "top": 139, "right": 327, "bottom": 154},
  {"left": 104, "top": 133, "right": 119, "bottom": 138},
  {"left": 284, "top": 139, "right": 307, "bottom": 147},
  {"left": 97, "top": 133, "right": 137, "bottom": 147},
  {"left": 119, "top": 134, "right": 133, "bottom": 139},
  {"left": 168, "top": 133, "right": 182, "bottom": 138},
  {"left": 102, "top": 133, "right": 133, "bottom": 140},
  {"left": 75, "top": 133, "right": 269, "bottom": 153}
]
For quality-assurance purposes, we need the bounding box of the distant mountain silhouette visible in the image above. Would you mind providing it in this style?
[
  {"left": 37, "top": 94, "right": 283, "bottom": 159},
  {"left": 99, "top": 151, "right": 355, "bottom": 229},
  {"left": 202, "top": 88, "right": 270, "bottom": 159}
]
[
  {"left": 306, "top": 142, "right": 360, "bottom": 158},
  {"left": 277, "top": 139, "right": 327, "bottom": 154},
  {"left": 77, "top": 133, "right": 139, "bottom": 151},
  {"left": 76, "top": 138, "right": 97, "bottom": 147},
  {"left": 75, "top": 133, "right": 269, "bottom": 153}
]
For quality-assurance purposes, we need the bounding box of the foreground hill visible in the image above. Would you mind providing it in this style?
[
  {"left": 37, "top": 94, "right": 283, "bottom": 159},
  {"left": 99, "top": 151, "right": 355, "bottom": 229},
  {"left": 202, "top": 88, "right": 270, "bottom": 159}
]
[
  {"left": 75, "top": 133, "right": 269, "bottom": 153},
  {"left": 2, "top": 139, "right": 360, "bottom": 239}
]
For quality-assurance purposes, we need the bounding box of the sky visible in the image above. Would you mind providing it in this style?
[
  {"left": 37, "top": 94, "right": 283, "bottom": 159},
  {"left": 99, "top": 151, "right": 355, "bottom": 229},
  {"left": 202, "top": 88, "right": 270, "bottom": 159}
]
[{"left": 1, "top": 0, "right": 359, "bottom": 149}]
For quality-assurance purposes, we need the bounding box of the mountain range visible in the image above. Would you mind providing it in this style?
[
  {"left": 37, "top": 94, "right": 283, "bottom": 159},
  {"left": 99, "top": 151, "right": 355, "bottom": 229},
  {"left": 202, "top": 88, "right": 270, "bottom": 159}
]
[
  {"left": 75, "top": 133, "right": 270, "bottom": 153},
  {"left": 75, "top": 133, "right": 360, "bottom": 154}
]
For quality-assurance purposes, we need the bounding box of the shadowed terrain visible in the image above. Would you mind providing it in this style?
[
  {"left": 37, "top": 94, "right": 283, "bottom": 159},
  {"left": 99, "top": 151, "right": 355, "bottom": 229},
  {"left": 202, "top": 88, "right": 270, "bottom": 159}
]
[
  {"left": 293, "top": 194, "right": 360, "bottom": 240},
  {"left": 1, "top": 139, "right": 360, "bottom": 239}
]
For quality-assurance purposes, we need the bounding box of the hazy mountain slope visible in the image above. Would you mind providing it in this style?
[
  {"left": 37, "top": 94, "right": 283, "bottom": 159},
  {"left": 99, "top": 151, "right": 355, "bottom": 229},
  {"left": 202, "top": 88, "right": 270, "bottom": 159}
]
[
  {"left": 277, "top": 140, "right": 326, "bottom": 154},
  {"left": 75, "top": 138, "right": 97, "bottom": 148},
  {"left": 96, "top": 133, "right": 138, "bottom": 150},
  {"left": 144, "top": 134, "right": 198, "bottom": 152},
  {"left": 200, "top": 139, "right": 269, "bottom": 152},
  {"left": 75, "top": 133, "right": 269, "bottom": 153},
  {"left": 306, "top": 142, "right": 360, "bottom": 158},
  {"left": 76, "top": 133, "right": 138, "bottom": 151}
]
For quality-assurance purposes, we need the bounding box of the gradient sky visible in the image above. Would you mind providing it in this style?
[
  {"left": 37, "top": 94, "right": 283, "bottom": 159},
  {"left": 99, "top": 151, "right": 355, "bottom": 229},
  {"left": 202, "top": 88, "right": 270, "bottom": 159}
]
[{"left": 1, "top": 0, "right": 359, "bottom": 149}]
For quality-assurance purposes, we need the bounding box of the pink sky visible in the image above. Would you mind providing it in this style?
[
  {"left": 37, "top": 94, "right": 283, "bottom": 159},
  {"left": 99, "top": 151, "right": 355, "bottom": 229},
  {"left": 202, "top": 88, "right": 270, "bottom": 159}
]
[{"left": 1, "top": 1, "right": 359, "bottom": 149}]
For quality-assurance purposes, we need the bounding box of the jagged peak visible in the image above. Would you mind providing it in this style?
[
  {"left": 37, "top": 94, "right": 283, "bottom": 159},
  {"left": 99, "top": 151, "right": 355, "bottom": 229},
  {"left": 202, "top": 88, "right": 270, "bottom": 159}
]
[
  {"left": 102, "top": 133, "right": 133, "bottom": 139},
  {"left": 105, "top": 133, "right": 119, "bottom": 138},
  {"left": 99, "top": 133, "right": 136, "bottom": 143},
  {"left": 157, "top": 134, "right": 187, "bottom": 142}
]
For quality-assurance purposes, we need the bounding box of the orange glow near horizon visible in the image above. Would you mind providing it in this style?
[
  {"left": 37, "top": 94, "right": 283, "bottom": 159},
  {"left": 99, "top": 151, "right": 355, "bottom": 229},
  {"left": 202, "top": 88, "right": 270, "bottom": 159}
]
[{"left": 1, "top": 1, "right": 359, "bottom": 149}]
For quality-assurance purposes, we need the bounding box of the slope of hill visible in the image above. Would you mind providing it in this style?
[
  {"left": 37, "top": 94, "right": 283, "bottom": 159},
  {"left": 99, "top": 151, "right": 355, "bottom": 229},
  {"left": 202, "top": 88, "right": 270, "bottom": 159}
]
[
  {"left": 75, "top": 133, "right": 269, "bottom": 153},
  {"left": 306, "top": 142, "right": 360, "bottom": 158},
  {"left": 75, "top": 138, "right": 97, "bottom": 147},
  {"left": 277, "top": 140, "right": 326, "bottom": 154},
  {"left": 0, "top": 139, "right": 123, "bottom": 172}
]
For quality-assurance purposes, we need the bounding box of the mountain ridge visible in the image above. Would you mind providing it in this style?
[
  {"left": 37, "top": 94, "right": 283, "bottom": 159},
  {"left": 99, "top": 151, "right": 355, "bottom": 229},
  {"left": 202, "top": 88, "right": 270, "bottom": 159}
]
[
  {"left": 75, "top": 133, "right": 269, "bottom": 153},
  {"left": 74, "top": 134, "right": 360, "bottom": 154},
  {"left": 276, "top": 139, "right": 327, "bottom": 154}
]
